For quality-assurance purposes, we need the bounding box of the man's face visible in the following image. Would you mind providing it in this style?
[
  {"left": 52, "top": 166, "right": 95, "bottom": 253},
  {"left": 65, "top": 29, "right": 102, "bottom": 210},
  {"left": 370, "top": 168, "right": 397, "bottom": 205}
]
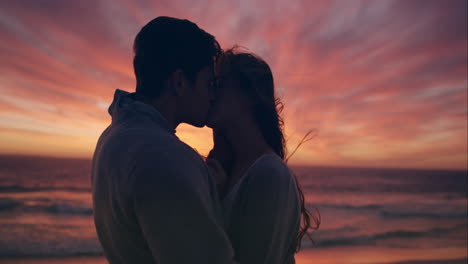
[{"left": 180, "top": 66, "right": 215, "bottom": 127}]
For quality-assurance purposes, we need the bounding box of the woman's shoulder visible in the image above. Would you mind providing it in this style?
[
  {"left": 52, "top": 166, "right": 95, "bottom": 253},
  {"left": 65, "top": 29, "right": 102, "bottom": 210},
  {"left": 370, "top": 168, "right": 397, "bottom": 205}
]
[
  {"left": 246, "top": 153, "right": 294, "bottom": 187},
  {"left": 250, "top": 153, "right": 290, "bottom": 173}
]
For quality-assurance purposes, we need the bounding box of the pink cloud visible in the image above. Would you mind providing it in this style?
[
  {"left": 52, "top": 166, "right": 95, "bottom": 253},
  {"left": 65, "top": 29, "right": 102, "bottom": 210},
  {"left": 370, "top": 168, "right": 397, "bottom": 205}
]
[{"left": 0, "top": 0, "right": 466, "bottom": 169}]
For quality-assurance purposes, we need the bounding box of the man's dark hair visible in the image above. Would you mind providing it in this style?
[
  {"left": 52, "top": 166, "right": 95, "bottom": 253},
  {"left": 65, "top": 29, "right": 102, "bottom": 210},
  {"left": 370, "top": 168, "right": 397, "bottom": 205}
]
[{"left": 133, "top": 16, "right": 222, "bottom": 98}]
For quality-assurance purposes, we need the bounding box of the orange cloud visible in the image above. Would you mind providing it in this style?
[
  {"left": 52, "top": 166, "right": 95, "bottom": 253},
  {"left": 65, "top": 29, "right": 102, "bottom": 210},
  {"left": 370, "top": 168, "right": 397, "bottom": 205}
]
[{"left": 0, "top": 0, "right": 466, "bottom": 169}]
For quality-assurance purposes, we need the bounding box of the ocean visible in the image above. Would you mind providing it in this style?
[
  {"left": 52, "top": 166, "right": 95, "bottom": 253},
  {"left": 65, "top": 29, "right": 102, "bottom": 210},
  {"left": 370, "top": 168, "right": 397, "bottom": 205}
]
[{"left": 0, "top": 154, "right": 466, "bottom": 264}]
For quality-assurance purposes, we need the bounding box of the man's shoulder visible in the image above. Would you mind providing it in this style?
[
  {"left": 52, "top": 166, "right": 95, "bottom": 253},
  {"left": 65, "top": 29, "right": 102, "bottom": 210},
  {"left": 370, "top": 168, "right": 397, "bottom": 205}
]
[
  {"left": 114, "top": 124, "right": 205, "bottom": 169},
  {"left": 139, "top": 132, "right": 203, "bottom": 165},
  {"left": 95, "top": 123, "right": 204, "bottom": 170},
  {"left": 103, "top": 123, "right": 180, "bottom": 150},
  {"left": 129, "top": 129, "right": 211, "bottom": 193}
]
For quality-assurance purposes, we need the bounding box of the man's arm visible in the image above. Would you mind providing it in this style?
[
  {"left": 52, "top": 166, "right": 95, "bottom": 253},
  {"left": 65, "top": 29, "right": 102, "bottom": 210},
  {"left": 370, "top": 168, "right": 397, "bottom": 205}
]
[{"left": 132, "top": 151, "right": 237, "bottom": 264}]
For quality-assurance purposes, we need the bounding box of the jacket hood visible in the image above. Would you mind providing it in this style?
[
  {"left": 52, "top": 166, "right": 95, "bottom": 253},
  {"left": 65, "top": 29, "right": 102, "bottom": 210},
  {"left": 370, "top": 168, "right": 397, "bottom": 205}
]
[{"left": 107, "top": 89, "right": 174, "bottom": 133}]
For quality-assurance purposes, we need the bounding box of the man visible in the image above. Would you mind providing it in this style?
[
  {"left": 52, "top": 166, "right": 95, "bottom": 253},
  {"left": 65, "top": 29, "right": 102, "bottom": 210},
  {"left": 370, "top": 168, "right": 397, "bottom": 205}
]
[{"left": 91, "top": 16, "right": 236, "bottom": 264}]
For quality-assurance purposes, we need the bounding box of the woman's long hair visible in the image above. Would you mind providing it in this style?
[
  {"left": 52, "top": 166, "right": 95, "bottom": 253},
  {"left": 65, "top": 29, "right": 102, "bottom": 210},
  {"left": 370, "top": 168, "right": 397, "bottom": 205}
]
[{"left": 222, "top": 47, "right": 320, "bottom": 252}]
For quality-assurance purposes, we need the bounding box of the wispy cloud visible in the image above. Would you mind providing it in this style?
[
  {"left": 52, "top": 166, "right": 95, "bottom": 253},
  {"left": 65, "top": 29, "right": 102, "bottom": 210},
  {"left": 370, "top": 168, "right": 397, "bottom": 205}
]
[{"left": 0, "top": 0, "right": 466, "bottom": 169}]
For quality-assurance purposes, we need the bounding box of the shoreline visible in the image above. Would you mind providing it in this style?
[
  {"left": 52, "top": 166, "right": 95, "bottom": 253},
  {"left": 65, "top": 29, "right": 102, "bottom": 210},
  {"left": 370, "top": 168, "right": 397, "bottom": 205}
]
[
  {"left": 0, "top": 256, "right": 107, "bottom": 264},
  {"left": 1, "top": 253, "right": 466, "bottom": 264}
]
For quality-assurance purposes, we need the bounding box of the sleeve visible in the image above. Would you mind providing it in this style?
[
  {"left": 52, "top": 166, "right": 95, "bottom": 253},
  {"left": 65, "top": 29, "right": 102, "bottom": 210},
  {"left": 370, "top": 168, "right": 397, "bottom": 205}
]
[
  {"left": 236, "top": 159, "right": 300, "bottom": 264},
  {"left": 132, "top": 150, "right": 238, "bottom": 264}
]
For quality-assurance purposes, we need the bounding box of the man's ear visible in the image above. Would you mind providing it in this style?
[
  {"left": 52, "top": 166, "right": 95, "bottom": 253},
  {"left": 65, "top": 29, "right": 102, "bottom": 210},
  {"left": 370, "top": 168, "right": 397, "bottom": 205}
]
[{"left": 170, "top": 69, "right": 186, "bottom": 97}]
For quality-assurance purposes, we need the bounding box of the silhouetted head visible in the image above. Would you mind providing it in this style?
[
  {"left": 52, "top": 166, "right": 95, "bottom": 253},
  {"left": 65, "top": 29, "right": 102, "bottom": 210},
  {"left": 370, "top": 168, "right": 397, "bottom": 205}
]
[
  {"left": 207, "top": 47, "right": 285, "bottom": 158},
  {"left": 133, "top": 16, "right": 221, "bottom": 127},
  {"left": 207, "top": 47, "right": 319, "bottom": 252}
]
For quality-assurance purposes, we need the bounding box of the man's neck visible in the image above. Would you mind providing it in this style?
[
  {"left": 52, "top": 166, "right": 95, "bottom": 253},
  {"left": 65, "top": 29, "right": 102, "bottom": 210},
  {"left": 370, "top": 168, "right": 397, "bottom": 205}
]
[{"left": 133, "top": 92, "right": 180, "bottom": 130}]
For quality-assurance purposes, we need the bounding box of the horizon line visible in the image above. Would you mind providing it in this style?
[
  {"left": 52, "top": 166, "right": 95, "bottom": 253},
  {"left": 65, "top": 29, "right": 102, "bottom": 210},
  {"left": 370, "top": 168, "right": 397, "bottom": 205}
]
[{"left": 0, "top": 152, "right": 466, "bottom": 172}]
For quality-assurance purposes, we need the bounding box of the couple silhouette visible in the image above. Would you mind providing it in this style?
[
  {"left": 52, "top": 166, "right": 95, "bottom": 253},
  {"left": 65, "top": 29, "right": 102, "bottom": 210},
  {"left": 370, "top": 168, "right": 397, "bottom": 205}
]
[{"left": 91, "top": 16, "right": 318, "bottom": 264}]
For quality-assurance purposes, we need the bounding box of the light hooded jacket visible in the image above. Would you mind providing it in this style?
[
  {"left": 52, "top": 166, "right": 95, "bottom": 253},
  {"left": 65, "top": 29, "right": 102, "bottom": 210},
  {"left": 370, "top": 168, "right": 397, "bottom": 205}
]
[{"left": 91, "top": 89, "right": 236, "bottom": 264}]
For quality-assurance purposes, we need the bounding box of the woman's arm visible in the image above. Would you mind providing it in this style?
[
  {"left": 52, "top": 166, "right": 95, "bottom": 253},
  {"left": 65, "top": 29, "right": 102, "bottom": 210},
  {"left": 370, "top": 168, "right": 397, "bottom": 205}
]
[{"left": 237, "top": 157, "right": 301, "bottom": 264}]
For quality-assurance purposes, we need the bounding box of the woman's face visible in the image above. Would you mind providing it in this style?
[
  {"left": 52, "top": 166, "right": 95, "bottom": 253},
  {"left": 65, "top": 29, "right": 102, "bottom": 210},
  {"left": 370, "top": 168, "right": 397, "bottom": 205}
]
[{"left": 206, "top": 62, "right": 252, "bottom": 129}]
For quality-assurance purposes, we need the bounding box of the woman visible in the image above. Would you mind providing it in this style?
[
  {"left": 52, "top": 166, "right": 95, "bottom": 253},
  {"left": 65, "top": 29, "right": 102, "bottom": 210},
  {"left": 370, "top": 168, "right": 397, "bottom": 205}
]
[{"left": 206, "top": 47, "right": 319, "bottom": 264}]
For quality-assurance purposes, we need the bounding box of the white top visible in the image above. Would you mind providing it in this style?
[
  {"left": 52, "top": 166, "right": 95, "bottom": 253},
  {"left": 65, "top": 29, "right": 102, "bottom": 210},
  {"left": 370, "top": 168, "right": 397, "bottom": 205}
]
[
  {"left": 222, "top": 154, "right": 301, "bottom": 264},
  {"left": 91, "top": 89, "right": 237, "bottom": 264}
]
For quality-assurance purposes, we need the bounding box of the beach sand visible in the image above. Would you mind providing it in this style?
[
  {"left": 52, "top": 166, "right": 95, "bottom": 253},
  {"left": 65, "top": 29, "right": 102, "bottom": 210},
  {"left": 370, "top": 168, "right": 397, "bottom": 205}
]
[
  {"left": 294, "top": 247, "right": 468, "bottom": 264},
  {"left": 1, "top": 249, "right": 467, "bottom": 264},
  {"left": 0, "top": 257, "right": 108, "bottom": 264}
]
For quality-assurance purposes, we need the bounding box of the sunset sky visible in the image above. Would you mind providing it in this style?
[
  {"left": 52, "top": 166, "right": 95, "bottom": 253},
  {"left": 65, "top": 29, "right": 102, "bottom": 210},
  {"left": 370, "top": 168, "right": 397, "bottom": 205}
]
[{"left": 0, "top": 0, "right": 466, "bottom": 169}]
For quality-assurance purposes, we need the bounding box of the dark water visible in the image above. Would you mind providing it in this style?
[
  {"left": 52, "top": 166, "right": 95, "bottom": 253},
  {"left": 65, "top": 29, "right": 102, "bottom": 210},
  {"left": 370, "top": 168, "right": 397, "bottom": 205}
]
[{"left": 0, "top": 154, "right": 466, "bottom": 263}]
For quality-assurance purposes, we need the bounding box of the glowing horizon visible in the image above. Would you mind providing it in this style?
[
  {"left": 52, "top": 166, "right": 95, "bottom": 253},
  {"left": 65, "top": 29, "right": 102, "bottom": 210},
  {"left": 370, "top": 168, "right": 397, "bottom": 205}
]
[{"left": 0, "top": 0, "right": 466, "bottom": 170}]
